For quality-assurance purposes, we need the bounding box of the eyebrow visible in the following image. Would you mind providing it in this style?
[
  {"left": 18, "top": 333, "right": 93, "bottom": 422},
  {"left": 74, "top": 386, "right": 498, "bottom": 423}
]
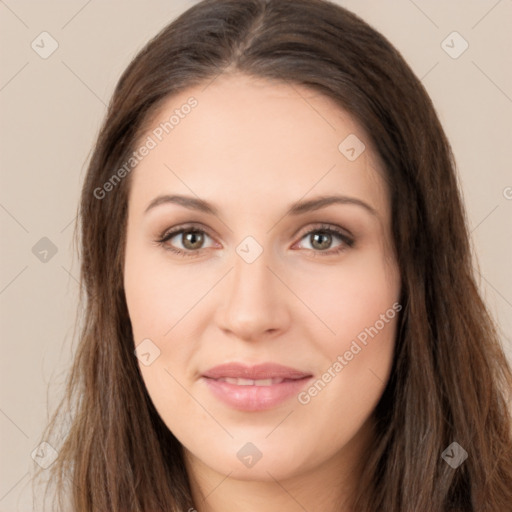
[{"left": 144, "top": 193, "right": 378, "bottom": 217}]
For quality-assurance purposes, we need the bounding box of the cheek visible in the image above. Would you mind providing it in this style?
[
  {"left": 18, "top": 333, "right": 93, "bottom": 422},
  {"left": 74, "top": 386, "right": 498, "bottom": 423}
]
[
  {"left": 124, "top": 246, "right": 210, "bottom": 409},
  {"left": 124, "top": 250, "right": 204, "bottom": 435},
  {"left": 293, "top": 249, "right": 400, "bottom": 352},
  {"left": 124, "top": 245, "right": 208, "bottom": 342},
  {"left": 293, "top": 250, "right": 400, "bottom": 409}
]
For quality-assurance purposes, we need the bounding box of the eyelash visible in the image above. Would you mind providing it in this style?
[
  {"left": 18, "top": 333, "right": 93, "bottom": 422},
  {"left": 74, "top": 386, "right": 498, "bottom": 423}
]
[{"left": 155, "top": 223, "right": 354, "bottom": 259}]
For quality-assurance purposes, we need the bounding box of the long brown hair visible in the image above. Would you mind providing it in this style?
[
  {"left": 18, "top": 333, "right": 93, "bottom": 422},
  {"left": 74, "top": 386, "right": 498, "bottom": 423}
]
[{"left": 35, "top": 0, "right": 512, "bottom": 510}]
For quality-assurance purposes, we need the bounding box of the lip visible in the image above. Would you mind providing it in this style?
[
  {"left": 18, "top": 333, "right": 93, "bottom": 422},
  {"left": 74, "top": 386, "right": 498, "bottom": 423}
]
[{"left": 201, "top": 362, "right": 313, "bottom": 411}]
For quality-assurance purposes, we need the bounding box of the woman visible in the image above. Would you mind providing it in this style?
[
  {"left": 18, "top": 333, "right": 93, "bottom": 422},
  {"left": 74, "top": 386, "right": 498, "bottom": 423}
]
[{"left": 35, "top": 0, "right": 512, "bottom": 510}]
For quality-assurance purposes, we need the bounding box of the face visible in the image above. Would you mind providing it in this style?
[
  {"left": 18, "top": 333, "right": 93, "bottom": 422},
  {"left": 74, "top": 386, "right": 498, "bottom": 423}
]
[{"left": 123, "top": 73, "right": 401, "bottom": 485}]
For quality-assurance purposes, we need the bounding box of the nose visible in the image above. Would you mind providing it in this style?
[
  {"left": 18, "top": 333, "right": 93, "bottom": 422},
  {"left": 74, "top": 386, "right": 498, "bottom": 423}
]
[{"left": 215, "top": 247, "right": 291, "bottom": 342}]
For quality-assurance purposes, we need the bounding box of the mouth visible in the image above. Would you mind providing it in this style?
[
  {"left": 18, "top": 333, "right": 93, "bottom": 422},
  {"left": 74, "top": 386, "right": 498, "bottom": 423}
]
[
  {"left": 201, "top": 362, "right": 313, "bottom": 411},
  {"left": 213, "top": 377, "right": 299, "bottom": 386}
]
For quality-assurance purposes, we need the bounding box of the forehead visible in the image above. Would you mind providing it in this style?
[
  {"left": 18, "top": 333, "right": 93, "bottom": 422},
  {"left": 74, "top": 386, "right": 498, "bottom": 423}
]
[{"left": 129, "top": 73, "right": 387, "bottom": 216}]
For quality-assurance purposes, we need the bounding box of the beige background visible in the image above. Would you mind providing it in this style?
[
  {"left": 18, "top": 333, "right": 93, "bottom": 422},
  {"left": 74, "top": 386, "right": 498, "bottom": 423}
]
[{"left": 1, "top": 0, "right": 511, "bottom": 510}]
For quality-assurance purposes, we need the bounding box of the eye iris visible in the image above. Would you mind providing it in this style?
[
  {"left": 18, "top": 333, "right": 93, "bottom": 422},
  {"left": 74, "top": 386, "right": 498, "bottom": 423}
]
[
  {"left": 311, "top": 231, "right": 332, "bottom": 250},
  {"left": 182, "top": 230, "right": 204, "bottom": 250}
]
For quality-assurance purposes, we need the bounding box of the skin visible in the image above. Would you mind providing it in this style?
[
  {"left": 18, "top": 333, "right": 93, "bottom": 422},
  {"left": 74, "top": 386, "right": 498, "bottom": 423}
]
[{"left": 123, "top": 72, "right": 401, "bottom": 512}]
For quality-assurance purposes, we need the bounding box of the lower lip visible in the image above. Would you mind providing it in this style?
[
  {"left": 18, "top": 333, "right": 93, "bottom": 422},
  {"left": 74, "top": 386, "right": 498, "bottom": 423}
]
[{"left": 202, "top": 377, "right": 312, "bottom": 411}]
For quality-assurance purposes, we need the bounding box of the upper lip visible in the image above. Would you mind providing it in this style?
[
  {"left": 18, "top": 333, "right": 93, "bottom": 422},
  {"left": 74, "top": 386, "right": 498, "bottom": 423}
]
[{"left": 202, "top": 362, "right": 312, "bottom": 380}]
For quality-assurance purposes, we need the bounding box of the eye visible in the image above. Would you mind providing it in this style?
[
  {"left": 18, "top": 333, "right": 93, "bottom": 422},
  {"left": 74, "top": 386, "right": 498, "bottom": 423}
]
[
  {"left": 156, "top": 224, "right": 217, "bottom": 258},
  {"left": 293, "top": 224, "right": 354, "bottom": 256}
]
